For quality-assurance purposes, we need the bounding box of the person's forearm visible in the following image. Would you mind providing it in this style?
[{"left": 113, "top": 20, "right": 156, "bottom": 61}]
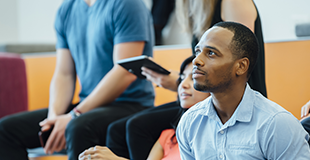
[
  {"left": 48, "top": 73, "right": 76, "bottom": 119},
  {"left": 76, "top": 65, "right": 137, "bottom": 113}
]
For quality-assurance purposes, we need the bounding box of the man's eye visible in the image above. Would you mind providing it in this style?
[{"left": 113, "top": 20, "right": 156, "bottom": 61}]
[
  {"left": 194, "top": 50, "right": 200, "bottom": 56},
  {"left": 208, "top": 51, "right": 216, "bottom": 56},
  {"left": 179, "top": 74, "right": 185, "bottom": 80}
]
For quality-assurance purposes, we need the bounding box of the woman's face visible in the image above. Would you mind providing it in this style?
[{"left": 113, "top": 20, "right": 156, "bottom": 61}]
[{"left": 178, "top": 63, "right": 210, "bottom": 109}]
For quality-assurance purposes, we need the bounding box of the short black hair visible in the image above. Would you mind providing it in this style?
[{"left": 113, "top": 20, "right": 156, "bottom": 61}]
[{"left": 213, "top": 21, "right": 259, "bottom": 78}]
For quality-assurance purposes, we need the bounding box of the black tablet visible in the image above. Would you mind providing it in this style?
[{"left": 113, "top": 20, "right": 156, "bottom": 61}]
[{"left": 117, "top": 55, "right": 170, "bottom": 79}]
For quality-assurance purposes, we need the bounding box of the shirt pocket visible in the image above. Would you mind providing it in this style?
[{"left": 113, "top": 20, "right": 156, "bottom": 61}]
[
  {"left": 227, "top": 143, "right": 258, "bottom": 157},
  {"left": 193, "top": 141, "right": 218, "bottom": 160},
  {"left": 228, "top": 144, "right": 255, "bottom": 151}
]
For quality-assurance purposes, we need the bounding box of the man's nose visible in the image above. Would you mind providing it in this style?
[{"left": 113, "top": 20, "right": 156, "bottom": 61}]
[{"left": 193, "top": 53, "right": 204, "bottom": 67}]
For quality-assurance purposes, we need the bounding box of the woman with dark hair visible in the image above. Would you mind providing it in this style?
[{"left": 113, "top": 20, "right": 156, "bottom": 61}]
[
  {"left": 79, "top": 56, "right": 210, "bottom": 160},
  {"left": 101, "top": 56, "right": 197, "bottom": 160}
]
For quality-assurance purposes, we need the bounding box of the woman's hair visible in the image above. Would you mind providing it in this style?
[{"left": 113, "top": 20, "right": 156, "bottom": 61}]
[
  {"left": 170, "top": 55, "right": 196, "bottom": 144},
  {"left": 176, "top": 0, "right": 218, "bottom": 39},
  {"left": 177, "top": 55, "right": 196, "bottom": 85}
]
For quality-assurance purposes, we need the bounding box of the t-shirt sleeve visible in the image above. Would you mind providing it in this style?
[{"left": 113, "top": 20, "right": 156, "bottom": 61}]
[
  {"left": 263, "top": 112, "right": 310, "bottom": 160},
  {"left": 55, "top": 4, "right": 69, "bottom": 49},
  {"left": 112, "top": 0, "right": 152, "bottom": 44}
]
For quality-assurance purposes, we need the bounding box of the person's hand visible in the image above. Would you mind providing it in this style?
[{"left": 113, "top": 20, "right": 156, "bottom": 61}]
[
  {"left": 301, "top": 100, "right": 310, "bottom": 121},
  {"left": 141, "top": 66, "right": 179, "bottom": 92},
  {"left": 39, "top": 114, "right": 72, "bottom": 154},
  {"left": 79, "top": 146, "right": 128, "bottom": 160}
]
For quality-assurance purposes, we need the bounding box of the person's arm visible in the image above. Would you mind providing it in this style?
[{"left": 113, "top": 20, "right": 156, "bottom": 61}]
[
  {"left": 47, "top": 49, "right": 76, "bottom": 119},
  {"left": 76, "top": 41, "right": 143, "bottom": 113},
  {"left": 221, "top": 0, "right": 257, "bottom": 32},
  {"left": 176, "top": 116, "right": 195, "bottom": 160},
  {"left": 39, "top": 49, "right": 77, "bottom": 154},
  {"left": 78, "top": 139, "right": 164, "bottom": 160},
  {"left": 79, "top": 146, "right": 128, "bottom": 160},
  {"left": 147, "top": 139, "right": 164, "bottom": 160},
  {"left": 301, "top": 100, "right": 310, "bottom": 120},
  {"left": 263, "top": 113, "right": 310, "bottom": 159},
  {"left": 141, "top": 67, "right": 179, "bottom": 92},
  {"left": 40, "top": 42, "right": 145, "bottom": 154}
]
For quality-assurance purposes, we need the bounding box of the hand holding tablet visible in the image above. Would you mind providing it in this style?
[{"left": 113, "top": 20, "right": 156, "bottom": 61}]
[{"left": 117, "top": 55, "right": 170, "bottom": 79}]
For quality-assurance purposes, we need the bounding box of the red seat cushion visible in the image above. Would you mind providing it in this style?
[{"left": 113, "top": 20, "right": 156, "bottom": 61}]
[{"left": 0, "top": 52, "right": 28, "bottom": 118}]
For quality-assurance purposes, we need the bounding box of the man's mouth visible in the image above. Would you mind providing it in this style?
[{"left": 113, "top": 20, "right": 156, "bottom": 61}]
[
  {"left": 192, "top": 67, "right": 205, "bottom": 79},
  {"left": 192, "top": 66, "right": 206, "bottom": 75}
]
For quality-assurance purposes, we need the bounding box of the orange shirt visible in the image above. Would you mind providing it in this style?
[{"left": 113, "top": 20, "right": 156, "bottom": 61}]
[{"left": 158, "top": 129, "right": 181, "bottom": 160}]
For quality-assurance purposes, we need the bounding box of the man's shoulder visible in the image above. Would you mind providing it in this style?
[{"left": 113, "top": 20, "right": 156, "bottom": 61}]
[
  {"left": 177, "top": 97, "right": 211, "bottom": 140},
  {"left": 252, "top": 91, "right": 293, "bottom": 120},
  {"left": 182, "top": 97, "right": 211, "bottom": 119}
]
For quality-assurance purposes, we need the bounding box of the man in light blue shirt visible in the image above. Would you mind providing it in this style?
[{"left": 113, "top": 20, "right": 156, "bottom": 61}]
[{"left": 176, "top": 21, "right": 310, "bottom": 160}]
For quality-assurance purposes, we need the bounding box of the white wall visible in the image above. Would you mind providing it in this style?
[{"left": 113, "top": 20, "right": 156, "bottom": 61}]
[
  {"left": 254, "top": 0, "right": 310, "bottom": 42},
  {"left": 0, "top": 0, "right": 62, "bottom": 44},
  {"left": 18, "top": 0, "right": 63, "bottom": 43},
  {"left": 0, "top": 0, "right": 19, "bottom": 43},
  {"left": 0, "top": 0, "right": 309, "bottom": 44}
]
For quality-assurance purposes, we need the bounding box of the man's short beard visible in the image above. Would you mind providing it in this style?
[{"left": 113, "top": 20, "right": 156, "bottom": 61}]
[{"left": 194, "top": 73, "right": 233, "bottom": 93}]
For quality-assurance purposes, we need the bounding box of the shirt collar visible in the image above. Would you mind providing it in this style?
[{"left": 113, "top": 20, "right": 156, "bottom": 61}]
[
  {"left": 233, "top": 83, "right": 254, "bottom": 123},
  {"left": 202, "top": 83, "right": 255, "bottom": 125}
]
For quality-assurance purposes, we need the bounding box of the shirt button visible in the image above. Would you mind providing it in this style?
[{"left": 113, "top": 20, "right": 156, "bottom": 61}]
[
  {"left": 220, "top": 130, "right": 224, "bottom": 134},
  {"left": 219, "top": 155, "right": 223, "bottom": 159}
]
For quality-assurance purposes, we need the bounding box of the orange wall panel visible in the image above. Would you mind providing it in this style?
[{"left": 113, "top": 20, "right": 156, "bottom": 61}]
[
  {"left": 29, "top": 155, "right": 67, "bottom": 160},
  {"left": 24, "top": 54, "right": 80, "bottom": 111},
  {"left": 24, "top": 41, "right": 310, "bottom": 120},
  {"left": 265, "top": 40, "right": 310, "bottom": 119},
  {"left": 24, "top": 55, "right": 56, "bottom": 111}
]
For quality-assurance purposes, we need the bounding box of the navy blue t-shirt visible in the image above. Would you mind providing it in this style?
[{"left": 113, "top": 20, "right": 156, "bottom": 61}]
[{"left": 55, "top": 0, "right": 155, "bottom": 107}]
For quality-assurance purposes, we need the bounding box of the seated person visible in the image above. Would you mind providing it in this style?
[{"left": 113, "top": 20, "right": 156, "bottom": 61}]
[
  {"left": 300, "top": 100, "right": 310, "bottom": 144},
  {"left": 105, "top": 61, "right": 182, "bottom": 159},
  {"left": 106, "top": 1, "right": 266, "bottom": 158},
  {"left": 0, "top": 0, "right": 154, "bottom": 160},
  {"left": 176, "top": 21, "right": 310, "bottom": 159},
  {"left": 78, "top": 55, "right": 210, "bottom": 160}
]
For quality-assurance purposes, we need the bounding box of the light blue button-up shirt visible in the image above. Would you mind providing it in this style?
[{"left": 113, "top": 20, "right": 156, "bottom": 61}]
[{"left": 176, "top": 84, "right": 310, "bottom": 160}]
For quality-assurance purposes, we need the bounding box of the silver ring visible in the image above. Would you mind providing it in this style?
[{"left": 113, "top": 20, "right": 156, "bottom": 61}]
[{"left": 88, "top": 154, "right": 91, "bottom": 160}]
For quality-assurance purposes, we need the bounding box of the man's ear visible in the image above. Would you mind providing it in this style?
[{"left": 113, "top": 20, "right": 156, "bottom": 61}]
[{"left": 235, "top": 57, "right": 249, "bottom": 76}]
